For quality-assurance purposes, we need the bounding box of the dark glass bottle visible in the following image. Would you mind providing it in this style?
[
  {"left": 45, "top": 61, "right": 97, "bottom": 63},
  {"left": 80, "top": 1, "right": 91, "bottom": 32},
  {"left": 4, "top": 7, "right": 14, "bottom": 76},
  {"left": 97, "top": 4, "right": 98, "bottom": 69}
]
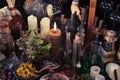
[{"left": 8, "top": 7, "right": 26, "bottom": 41}]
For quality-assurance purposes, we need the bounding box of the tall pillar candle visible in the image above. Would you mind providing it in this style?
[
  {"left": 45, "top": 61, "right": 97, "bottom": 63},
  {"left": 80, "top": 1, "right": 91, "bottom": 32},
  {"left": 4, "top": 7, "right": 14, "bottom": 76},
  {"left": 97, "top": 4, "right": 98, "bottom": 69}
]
[
  {"left": 27, "top": 15, "right": 38, "bottom": 37},
  {"left": 40, "top": 17, "right": 50, "bottom": 38},
  {"left": 49, "top": 22, "right": 61, "bottom": 61}
]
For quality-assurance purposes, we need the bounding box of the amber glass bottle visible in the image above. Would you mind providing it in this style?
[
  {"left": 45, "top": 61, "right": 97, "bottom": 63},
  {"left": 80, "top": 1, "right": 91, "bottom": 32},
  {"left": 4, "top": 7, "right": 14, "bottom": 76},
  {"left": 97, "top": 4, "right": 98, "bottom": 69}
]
[{"left": 8, "top": 7, "right": 26, "bottom": 41}]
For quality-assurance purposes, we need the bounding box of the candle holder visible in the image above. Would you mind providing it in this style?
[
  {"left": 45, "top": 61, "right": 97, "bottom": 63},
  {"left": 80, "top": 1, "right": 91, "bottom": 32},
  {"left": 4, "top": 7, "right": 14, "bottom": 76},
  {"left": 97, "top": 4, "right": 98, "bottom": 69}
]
[{"left": 49, "top": 22, "right": 62, "bottom": 63}]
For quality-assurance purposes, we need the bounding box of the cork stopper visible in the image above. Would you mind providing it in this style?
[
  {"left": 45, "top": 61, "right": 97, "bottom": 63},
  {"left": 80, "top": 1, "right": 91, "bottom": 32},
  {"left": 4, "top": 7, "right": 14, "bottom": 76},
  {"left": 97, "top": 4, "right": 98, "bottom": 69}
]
[{"left": 6, "top": 0, "right": 15, "bottom": 9}]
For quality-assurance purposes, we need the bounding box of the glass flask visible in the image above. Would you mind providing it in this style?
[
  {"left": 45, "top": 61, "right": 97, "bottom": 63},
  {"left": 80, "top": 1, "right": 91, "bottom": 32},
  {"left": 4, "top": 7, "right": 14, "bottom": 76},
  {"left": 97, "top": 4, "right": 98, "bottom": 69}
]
[{"left": 90, "top": 41, "right": 102, "bottom": 65}]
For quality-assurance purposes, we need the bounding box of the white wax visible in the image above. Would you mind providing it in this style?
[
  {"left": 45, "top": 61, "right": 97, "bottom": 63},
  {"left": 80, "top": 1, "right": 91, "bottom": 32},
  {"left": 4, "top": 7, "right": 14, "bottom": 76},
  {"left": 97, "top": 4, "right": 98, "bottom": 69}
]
[
  {"left": 27, "top": 15, "right": 38, "bottom": 36},
  {"left": 40, "top": 17, "right": 50, "bottom": 38}
]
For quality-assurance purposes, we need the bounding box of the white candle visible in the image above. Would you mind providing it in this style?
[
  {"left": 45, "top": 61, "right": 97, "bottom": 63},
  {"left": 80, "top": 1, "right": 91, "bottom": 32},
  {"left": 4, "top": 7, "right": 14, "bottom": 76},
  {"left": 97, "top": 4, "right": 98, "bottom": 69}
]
[
  {"left": 27, "top": 15, "right": 38, "bottom": 36},
  {"left": 40, "top": 17, "right": 50, "bottom": 38}
]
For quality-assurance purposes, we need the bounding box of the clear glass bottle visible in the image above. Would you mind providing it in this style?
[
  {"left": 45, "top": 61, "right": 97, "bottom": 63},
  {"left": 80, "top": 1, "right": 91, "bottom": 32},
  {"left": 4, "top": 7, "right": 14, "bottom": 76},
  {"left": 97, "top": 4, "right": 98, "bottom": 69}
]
[
  {"left": 64, "top": 26, "right": 72, "bottom": 65},
  {"left": 90, "top": 41, "right": 102, "bottom": 66},
  {"left": 72, "top": 32, "right": 85, "bottom": 80}
]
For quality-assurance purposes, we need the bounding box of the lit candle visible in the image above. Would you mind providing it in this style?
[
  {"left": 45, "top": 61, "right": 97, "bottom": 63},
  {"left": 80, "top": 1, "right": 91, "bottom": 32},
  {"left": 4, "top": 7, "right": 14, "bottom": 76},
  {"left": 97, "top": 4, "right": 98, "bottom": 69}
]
[
  {"left": 49, "top": 22, "right": 61, "bottom": 37},
  {"left": 40, "top": 17, "right": 50, "bottom": 38},
  {"left": 27, "top": 15, "right": 38, "bottom": 37},
  {"left": 49, "top": 22, "right": 61, "bottom": 59}
]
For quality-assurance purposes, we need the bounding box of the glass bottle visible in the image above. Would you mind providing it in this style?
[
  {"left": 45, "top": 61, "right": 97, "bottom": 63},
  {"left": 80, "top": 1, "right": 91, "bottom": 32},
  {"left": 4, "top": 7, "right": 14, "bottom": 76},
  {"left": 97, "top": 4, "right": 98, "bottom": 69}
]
[
  {"left": 9, "top": 8, "right": 26, "bottom": 41},
  {"left": 82, "top": 20, "right": 105, "bottom": 75},
  {"left": 90, "top": 20, "right": 103, "bottom": 62},
  {"left": 90, "top": 41, "right": 102, "bottom": 66},
  {"left": 6, "top": 0, "right": 26, "bottom": 41},
  {"left": 82, "top": 40, "right": 105, "bottom": 76},
  {"left": 64, "top": 26, "right": 72, "bottom": 65},
  {"left": 72, "top": 32, "right": 86, "bottom": 80},
  {"left": 60, "top": 14, "right": 66, "bottom": 49}
]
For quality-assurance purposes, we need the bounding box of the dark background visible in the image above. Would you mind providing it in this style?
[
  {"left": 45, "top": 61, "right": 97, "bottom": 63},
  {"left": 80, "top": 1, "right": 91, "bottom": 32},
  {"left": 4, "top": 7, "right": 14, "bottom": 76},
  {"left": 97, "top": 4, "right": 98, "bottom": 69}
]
[{"left": 0, "top": 0, "right": 120, "bottom": 31}]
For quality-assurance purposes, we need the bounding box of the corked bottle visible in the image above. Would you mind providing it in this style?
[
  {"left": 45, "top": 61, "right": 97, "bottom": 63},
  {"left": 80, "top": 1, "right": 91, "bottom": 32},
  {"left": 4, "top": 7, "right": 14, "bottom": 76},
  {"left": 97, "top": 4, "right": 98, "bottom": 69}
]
[{"left": 6, "top": 0, "right": 26, "bottom": 41}]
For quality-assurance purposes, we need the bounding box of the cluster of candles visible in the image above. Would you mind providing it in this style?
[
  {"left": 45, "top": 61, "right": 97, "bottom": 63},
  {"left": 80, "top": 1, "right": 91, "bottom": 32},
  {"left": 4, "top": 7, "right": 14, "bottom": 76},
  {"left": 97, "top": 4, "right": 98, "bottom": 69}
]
[
  {"left": 27, "top": 15, "right": 61, "bottom": 38},
  {"left": 27, "top": 15, "right": 62, "bottom": 59}
]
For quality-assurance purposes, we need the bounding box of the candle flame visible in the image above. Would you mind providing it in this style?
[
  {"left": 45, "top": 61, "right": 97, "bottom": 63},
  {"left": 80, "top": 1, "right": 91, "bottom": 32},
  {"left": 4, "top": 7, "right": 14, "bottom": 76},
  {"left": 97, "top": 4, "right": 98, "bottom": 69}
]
[
  {"left": 54, "top": 22, "right": 57, "bottom": 32},
  {"left": 30, "top": 15, "right": 34, "bottom": 17}
]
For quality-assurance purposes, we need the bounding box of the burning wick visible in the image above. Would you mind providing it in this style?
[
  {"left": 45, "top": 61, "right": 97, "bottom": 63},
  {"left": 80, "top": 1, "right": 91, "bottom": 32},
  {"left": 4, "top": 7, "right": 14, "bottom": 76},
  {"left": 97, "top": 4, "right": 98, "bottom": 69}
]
[{"left": 53, "top": 22, "right": 57, "bottom": 33}]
